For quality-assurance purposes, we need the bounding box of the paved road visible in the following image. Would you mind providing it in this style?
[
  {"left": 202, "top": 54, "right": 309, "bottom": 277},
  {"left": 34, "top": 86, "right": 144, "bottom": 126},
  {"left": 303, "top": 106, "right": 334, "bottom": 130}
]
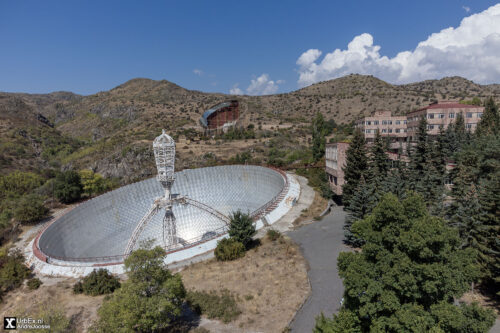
[{"left": 288, "top": 206, "right": 350, "bottom": 333}]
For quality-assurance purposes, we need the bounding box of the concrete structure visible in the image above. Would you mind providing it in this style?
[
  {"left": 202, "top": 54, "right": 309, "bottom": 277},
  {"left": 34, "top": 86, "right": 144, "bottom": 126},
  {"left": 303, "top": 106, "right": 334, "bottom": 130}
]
[
  {"left": 325, "top": 142, "right": 349, "bottom": 195},
  {"left": 199, "top": 100, "right": 239, "bottom": 133},
  {"left": 355, "top": 110, "right": 407, "bottom": 153},
  {"left": 407, "top": 101, "right": 483, "bottom": 140}
]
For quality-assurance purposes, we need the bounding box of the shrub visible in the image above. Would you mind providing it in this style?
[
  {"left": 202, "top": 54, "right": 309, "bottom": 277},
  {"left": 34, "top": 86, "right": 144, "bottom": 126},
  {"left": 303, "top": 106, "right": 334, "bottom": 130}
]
[
  {"left": 266, "top": 229, "right": 281, "bottom": 241},
  {"left": 228, "top": 210, "right": 255, "bottom": 249},
  {"left": 27, "top": 277, "right": 42, "bottom": 290},
  {"left": 214, "top": 238, "right": 245, "bottom": 261},
  {"left": 73, "top": 269, "right": 120, "bottom": 296},
  {"left": 0, "top": 248, "right": 31, "bottom": 294},
  {"left": 13, "top": 194, "right": 49, "bottom": 224},
  {"left": 54, "top": 170, "right": 82, "bottom": 204},
  {"left": 186, "top": 289, "right": 241, "bottom": 323}
]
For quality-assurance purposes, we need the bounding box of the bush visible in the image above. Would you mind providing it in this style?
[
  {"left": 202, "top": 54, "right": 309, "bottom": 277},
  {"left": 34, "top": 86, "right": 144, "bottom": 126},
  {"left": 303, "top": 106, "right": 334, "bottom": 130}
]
[
  {"left": 73, "top": 269, "right": 120, "bottom": 296},
  {"left": 266, "top": 229, "right": 281, "bottom": 241},
  {"left": 27, "top": 277, "right": 42, "bottom": 290},
  {"left": 13, "top": 194, "right": 49, "bottom": 224},
  {"left": 0, "top": 248, "right": 31, "bottom": 295},
  {"left": 54, "top": 170, "right": 82, "bottom": 204},
  {"left": 228, "top": 210, "right": 255, "bottom": 249},
  {"left": 214, "top": 238, "right": 245, "bottom": 261},
  {"left": 186, "top": 289, "right": 241, "bottom": 323}
]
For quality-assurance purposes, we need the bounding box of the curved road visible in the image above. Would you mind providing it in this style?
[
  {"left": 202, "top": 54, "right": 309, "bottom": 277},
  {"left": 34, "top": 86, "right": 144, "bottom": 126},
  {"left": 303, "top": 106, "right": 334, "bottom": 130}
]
[{"left": 288, "top": 206, "right": 350, "bottom": 333}]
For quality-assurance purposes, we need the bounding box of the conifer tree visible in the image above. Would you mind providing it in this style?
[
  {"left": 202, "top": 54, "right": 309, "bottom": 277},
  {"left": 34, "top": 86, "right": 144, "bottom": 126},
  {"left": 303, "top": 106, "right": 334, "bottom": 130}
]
[
  {"left": 408, "top": 116, "right": 429, "bottom": 195},
  {"left": 344, "top": 176, "right": 372, "bottom": 247},
  {"left": 476, "top": 97, "right": 499, "bottom": 137},
  {"left": 342, "top": 128, "right": 368, "bottom": 207}
]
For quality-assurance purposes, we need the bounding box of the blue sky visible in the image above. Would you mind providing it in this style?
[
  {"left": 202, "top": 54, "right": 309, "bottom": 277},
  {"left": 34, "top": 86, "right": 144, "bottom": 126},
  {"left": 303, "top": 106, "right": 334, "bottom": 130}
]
[{"left": 0, "top": 1, "right": 499, "bottom": 95}]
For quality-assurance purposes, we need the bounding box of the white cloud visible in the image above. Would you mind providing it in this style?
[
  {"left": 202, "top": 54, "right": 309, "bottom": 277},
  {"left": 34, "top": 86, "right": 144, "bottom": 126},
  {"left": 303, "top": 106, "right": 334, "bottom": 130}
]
[
  {"left": 463, "top": 6, "right": 471, "bottom": 13},
  {"left": 193, "top": 69, "right": 203, "bottom": 76},
  {"left": 296, "top": 4, "right": 500, "bottom": 86},
  {"left": 229, "top": 83, "right": 243, "bottom": 95},
  {"left": 246, "top": 74, "right": 280, "bottom": 95},
  {"left": 230, "top": 74, "right": 283, "bottom": 95}
]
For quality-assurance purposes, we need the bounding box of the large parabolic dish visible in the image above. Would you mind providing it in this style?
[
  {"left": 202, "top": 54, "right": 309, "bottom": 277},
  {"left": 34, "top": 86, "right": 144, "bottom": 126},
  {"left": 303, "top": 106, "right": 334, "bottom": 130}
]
[{"left": 36, "top": 165, "right": 288, "bottom": 264}]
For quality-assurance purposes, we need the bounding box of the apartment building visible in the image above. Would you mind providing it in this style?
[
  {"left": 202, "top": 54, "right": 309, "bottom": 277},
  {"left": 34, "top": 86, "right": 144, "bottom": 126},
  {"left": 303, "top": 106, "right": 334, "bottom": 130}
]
[
  {"left": 407, "top": 101, "right": 484, "bottom": 140},
  {"left": 325, "top": 142, "right": 349, "bottom": 195},
  {"left": 356, "top": 110, "right": 408, "bottom": 153}
]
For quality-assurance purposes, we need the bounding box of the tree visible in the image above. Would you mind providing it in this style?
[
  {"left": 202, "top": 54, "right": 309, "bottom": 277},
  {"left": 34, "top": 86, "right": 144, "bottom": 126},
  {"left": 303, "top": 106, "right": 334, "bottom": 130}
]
[
  {"left": 54, "top": 170, "right": 82, "bottom": 204},
  {"left": 312, "top": 112, "right": 328, "bottom": 162},
  {"left": 476, "top": 97, "right": 499, "bottom": 137},
  {"left": 93, "top": 245, "right": 186, "bottom": 332},
  {"left": 344, "top": 176, "right": 373, "bottom": 247},
  {"left": 408, "top": 116, "right": 429, "bottom": 194},
  {"left": 13, "top": 194, "right": 49, "bottom": 224},
  {"left": 78, "top": 169, "right": 112, "bottom": 197},
  {"left": 342, "top": 128, "right": 368, "bottom": 207},
  {"left": 320, "top": 193, "right": 494, "bottom": 332},
  {"left": 314, "top": 310, "right": 361, "bottom": 333},
  {"left": 228, "top": 210, "right": 255, "bottom": 249}
]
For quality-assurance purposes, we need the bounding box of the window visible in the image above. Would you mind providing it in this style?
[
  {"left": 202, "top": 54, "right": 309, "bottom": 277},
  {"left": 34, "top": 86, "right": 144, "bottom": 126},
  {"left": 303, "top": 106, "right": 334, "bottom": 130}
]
[
  {"left": 427, "top": 125, "right": 435, "bottom": 130},
  {"left": 395, "top": 129, "right": 400, "bottom": 133},
  {"left": 388, "top": 129, "right": 393, "bottom": 133},
  {"left": 438, "top": 113, "right": 445, "bottom": 119},
  {"left": 382, "top": 120, "right": 387, "bottom": 125},
  {"left": 395, "top": 120, "right": 400, "bottom": 125},
  {"left": 388, "top": 120, "right": 393, "bottom": 125},
  {"left": 477, "top": 112, "right": 483, "bottom": 118},
  {"left": 466, "top": 113, "right": 473, "bottom": 118},
  {"left": 333, "top": 176, "right": 338, "bottom": 186},
  {"left": 366, "top": 121, "right": 371, "bottom": 125},
  {"left": 365, "top": 129, "right": 370, "bottom": 134},
  {"left": 449, "top": 113, "right": 455, "bottom": 118},
  {"left": 428, "top": 114, "right": 434, "bottom": 119},
  {"left": 466, "top": 123, "right": 474, "bottom": 129},
  {"left": 382, "top": 129, "right": 387, "bottom": 133},
  {"left": 374, "top": 120, "right": 379, "bottom": 125},
  {"left": 403, "top": 120, "right": 407, "bottom": 124}
]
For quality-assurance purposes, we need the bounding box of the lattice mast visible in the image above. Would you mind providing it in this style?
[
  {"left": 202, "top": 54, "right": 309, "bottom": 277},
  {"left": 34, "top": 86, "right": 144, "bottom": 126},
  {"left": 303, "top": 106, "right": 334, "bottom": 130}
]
[
  {"left": 153, "top": 129, "right": 178, "bottom": 248},
  {"left": 153, "top": 129, "right": 176, "bottom": 199}
]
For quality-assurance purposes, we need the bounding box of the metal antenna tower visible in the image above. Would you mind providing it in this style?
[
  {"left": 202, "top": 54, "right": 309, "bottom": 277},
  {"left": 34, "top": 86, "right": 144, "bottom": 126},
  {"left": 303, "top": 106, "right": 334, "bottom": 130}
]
[
  {"left": 153, "top": 129, "right": 178, "bottom": 248},
  {"left": 124, "top": 130, "right": 230, "bottom": 256}
]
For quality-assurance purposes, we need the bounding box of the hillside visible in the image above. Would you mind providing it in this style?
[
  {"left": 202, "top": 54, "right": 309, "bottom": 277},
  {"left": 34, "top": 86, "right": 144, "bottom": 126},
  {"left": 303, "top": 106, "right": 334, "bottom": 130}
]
[{"left": 1, "top": 74, "right": 499, "bottom": 181}]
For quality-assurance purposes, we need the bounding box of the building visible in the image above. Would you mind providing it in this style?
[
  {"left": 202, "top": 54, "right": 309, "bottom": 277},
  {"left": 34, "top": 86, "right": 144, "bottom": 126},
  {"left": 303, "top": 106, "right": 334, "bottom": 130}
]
[
  {"left": 328, "top": 101, "right": 483, "bottom": 197},
  {"left": 325, "top": 142, "right": 349, "bottom": 195},
  {"left": 199, "top": 100, "right": 239, "bottom": 133},
  {"left": 407, "top": 101, "right": 483, "bottom": 141},
  {"left": 356, "top": 110, "right": 408, "bottom": 153}
]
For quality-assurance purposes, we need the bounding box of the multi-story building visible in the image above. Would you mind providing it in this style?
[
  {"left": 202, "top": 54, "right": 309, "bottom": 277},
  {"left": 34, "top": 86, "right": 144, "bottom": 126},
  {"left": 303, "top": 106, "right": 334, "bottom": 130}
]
[
  {"left": 356, "top": 110, "right": 407, "bottom": 153},
  {"left": 407, "top": 101, "right": 483, "bottom": 141},
  {"left": 325, "top": 142, "right": 349, "bottom": 195},
  {"left": 328, "top": 101, "right": 484, "bottom": 197}
]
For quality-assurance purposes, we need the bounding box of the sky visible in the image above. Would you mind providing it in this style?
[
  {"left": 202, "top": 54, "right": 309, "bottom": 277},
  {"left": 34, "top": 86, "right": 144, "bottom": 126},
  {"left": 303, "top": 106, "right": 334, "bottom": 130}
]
[{"left": 0, "top": 1, "right": 499, "bottom": 96}]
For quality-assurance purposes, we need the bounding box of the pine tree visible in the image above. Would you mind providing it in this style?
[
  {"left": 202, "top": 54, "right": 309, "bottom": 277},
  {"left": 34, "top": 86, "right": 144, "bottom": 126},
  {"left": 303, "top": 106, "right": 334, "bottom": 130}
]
[
  {"left": 476, "top": 97, "right": 499, "bottom": 137},
  {"left": 408, "top": 116, "right": 429, "bottom": 195},
  {"left": 342, "top": 128, "right": 368, "bottom": 208},
  {"left": 367, "top": 130, "right": 390, "bottom": 184},
  {"left": 344, "top": 176, "right": 372, "bottom": 247}
]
